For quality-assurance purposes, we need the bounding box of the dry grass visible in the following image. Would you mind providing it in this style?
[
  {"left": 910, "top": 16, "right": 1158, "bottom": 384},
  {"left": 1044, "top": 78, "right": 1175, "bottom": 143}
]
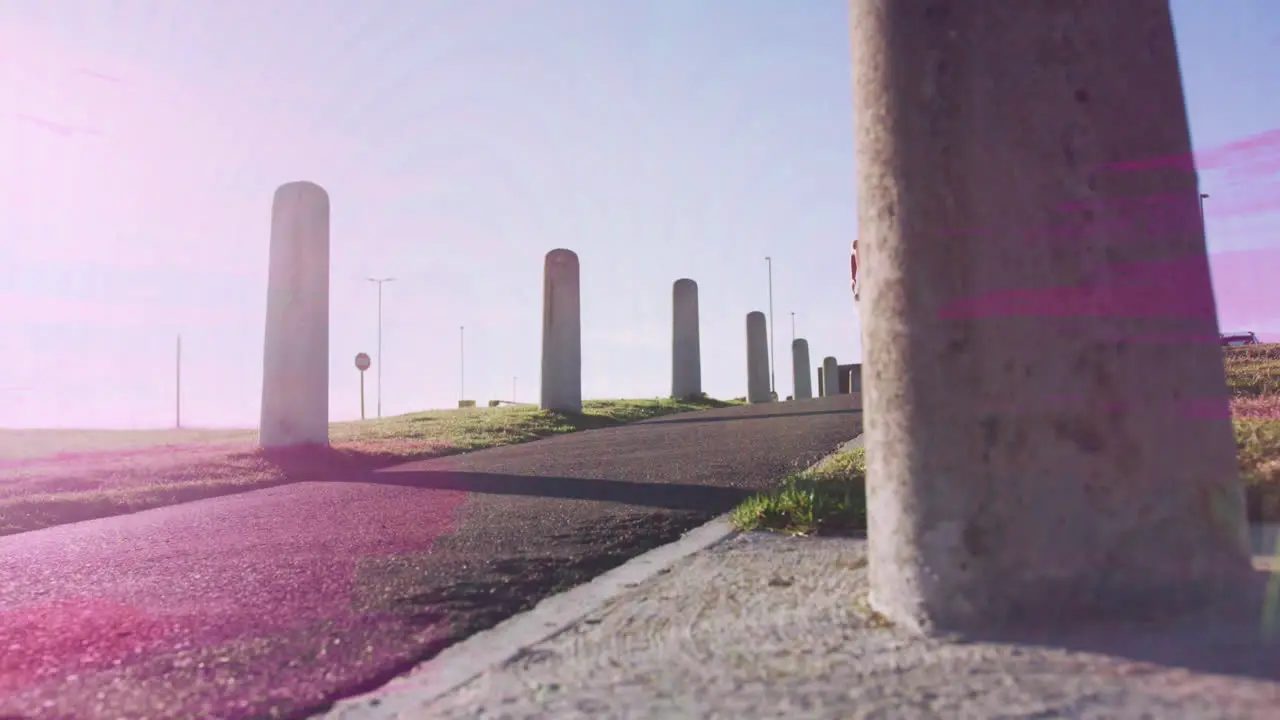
[
  {"left": 1224, "top": 344, "right": 1280, "bottom": 521},
  {"left": 0, "top": 396, "right": 739, "bottom": 536}
]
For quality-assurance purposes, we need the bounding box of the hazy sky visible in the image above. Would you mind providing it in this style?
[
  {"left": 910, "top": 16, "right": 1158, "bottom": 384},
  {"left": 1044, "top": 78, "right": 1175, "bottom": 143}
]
[{"left": 1, "top": 1, "right": 1278, "bottom": 429}]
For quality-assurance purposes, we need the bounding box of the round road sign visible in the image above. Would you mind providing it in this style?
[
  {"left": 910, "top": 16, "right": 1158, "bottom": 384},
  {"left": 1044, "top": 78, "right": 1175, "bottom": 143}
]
[{"left": 355, "top": 353, "right": 371, "bottom": 372}]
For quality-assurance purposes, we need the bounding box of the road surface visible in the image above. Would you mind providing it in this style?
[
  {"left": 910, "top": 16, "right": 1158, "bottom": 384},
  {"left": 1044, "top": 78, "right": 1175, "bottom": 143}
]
[{"left": 0, "top": 395, "right": 861, "bottom": 720}]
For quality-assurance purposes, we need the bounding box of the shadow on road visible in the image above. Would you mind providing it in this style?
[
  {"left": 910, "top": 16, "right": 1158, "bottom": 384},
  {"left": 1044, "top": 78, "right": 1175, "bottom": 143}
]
[
  {"left": 639, "top": 407, "right": 860, "bottom": 426},
  {"left": 347, "top": 469, "right": 754, "bottom": 512}
]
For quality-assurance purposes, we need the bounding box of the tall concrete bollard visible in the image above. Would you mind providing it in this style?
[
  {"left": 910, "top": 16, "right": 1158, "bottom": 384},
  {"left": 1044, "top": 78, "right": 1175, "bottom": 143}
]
[
  {"left": 821, "top": 357, "right": 839, "bottom": 398},
  {"left": 852, "top": 0, "right": 1250, "bottom": 634},
  {"left": 260, "top": 181, "right": 330, "bottom": 448},
  {"left": 541, "top": 249, "right": 582, "bottom": 413},
  {"left": 746, "top": 312, "right": 772, "bottom": 404},
  {"left": 792, "top": 339, "right": 813, "bottom": 400},
  {"left": 671, "top": 279, "right": 702, "bottom": 399}
]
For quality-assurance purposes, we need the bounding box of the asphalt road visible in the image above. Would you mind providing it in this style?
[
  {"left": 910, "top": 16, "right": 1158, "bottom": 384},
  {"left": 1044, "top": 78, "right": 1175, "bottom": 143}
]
[{"left": 0, "top": 395, "right": 861, "bottom": 720}]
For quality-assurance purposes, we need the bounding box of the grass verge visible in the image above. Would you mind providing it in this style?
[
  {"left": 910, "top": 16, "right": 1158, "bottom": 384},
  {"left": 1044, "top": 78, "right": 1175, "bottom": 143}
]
[
  {"left": 730, "top": 446, "right": 867, "bottom": 536},
  {"left": 0, "top": 395, "right": 740, "bottom": 536}
]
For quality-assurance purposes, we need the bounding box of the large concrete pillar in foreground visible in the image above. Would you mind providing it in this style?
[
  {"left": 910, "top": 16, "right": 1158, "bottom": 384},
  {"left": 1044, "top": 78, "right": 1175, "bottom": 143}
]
[
  {"left": 541, "top": 249, "right": 582, "bottom": 413},
  {"left": 852, "top": 0, "right": 1250, "bottom": 634},
  {"left": 260, "top": 181, "right": 330, "bottom": 448},
  {"left": 792, "top": 339, "right": 813, "bottom": 400},
  {"left": 745, "top": 312, "right": 771, "bottom": 404},
  {"left": 821, "top": 357, "right": 839, "bottom": 398},
  {"left": 671, "top": 279, "right": 701, "bottom": 399}
]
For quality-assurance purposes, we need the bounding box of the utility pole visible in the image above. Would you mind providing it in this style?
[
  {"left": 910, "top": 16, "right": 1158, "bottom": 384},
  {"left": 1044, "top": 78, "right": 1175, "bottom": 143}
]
[
  {"left": 175, "top": 334, "right": 182, "bottom": 429},
  {"left": 765, "top": 256, "right": 776, "bottom": 397},
  {"left": 367, "top": 277, "right": 395, "bottom": 418}
]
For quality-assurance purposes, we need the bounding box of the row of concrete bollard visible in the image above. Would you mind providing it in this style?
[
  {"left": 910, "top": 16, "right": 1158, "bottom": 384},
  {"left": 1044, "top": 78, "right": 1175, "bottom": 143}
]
[
  {"left": 541, "top": 251, "right": 853, "bottom": 411},
  {"left": 257, "top": 202, "right": 839, "bottom": 447}
]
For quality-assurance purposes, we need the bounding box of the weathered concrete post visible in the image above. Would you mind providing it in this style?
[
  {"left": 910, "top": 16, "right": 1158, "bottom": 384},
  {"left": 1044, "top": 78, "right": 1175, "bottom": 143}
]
[
  {"left": 792, "top": 339, "right": 813, "bottom": 400},
  {"left": 671, "top": 279, "right": 702, "bottom": 399},
  {"left": 541, "top": 249, "right": 582, "bottom": 413},
  {"left": 745, "top": 312, "right": 772, "bottom": 404},
  {"left": 852, "top": 0, "right": 1251, "bottom": 634},
  {"left": 260, "top": 181, "right": 330, "bottom": 448},
  {"left": 821, "top": 357, "right": 839, "bottom": 398}
]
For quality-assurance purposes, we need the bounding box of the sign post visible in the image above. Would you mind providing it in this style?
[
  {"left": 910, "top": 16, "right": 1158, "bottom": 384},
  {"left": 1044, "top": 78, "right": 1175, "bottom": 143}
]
[{"left": 354, "top": 353, "right": 371, "bottom": 420}]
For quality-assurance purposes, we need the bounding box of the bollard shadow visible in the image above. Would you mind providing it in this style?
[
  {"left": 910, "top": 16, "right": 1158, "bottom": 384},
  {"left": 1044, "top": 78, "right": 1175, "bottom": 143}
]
[
  {"left": 941, "top": 568, "right": 1280, "bottom": 685},
  {"left": 363, "top": 468, "right": 754, "bottom": 512},
  {"left": 260, "top": 445, "right": 754, "bottom": 512}
]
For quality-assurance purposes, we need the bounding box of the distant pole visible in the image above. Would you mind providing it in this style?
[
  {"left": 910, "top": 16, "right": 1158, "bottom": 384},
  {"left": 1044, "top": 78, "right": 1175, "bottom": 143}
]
[
  {"left": 1199, "top": 192, "right": 1210, "bottom": 225},
  {"left": 360, "top": 371, "right": 366, "bottom": 420},
  {"left": 175, "top": 334, "right": 182, "bottom": 429},
  {"left": 459, "top": 325, "right": 465, "bottom": 402},
  {"left": 790, "top": 312, "right": 796, "bottom": 342},
  {"left": 367, "top": 277, "right": 395, "bottom": 418},
  {"left": 765, "top": 256, "right": 776, "bottom": 396},
  {"left": 513, "top": 375, "right": 517, "bottom": 402}
]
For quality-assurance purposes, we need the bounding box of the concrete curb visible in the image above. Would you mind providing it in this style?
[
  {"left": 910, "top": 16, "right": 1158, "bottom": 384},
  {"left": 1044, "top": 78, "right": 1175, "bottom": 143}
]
[{"left": 318, "top": 436, "right": 863, "bottom": 719}]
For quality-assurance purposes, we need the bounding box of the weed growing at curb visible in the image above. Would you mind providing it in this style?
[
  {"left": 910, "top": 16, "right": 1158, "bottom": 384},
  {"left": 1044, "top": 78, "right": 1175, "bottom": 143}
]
[{"left": 730, "top": 447, "right": 868, "bottom": 536}]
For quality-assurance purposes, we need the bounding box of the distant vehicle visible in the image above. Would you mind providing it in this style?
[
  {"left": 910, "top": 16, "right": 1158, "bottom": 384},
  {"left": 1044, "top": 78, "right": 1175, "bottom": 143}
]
[{"left": 1221, "top": 331, "right": 1260, "bottom": 347}]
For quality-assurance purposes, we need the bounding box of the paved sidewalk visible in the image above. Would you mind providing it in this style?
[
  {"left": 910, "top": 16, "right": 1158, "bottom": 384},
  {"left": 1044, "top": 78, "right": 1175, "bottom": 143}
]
[{"left": 411, "top": 532, "right": 1280, "bottom": 719}]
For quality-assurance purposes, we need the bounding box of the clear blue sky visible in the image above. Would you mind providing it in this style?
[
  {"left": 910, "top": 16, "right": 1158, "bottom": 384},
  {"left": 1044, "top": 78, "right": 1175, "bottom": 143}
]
[{"left": 1, "top": 0, "right": 1277, "bottom": 429}]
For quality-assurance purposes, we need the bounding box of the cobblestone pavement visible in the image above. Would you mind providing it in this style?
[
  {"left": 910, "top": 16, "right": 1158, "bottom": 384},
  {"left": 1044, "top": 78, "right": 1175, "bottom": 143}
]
[{"left": 423, "top": 532, "right": 1280, "bottom": 719}]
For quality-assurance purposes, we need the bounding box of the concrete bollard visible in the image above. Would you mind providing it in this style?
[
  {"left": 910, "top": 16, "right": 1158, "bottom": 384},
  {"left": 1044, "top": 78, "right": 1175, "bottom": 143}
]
[
  {"left": 821, "top": 357, "right": 839, "bottom": 398},
  {"left": 746, "top": 312, "right": 772, "bottom": 404},
  {"left": 541, "top": 249, "right": 582, "bottom": 413},
  {"left": 852, "top": 0, "right": 1251, "bottom": 634},
  {"left": 792, "top": 339, "right": 813, "bottom": 400},
  {"left": 260, "top": 181, "right": 330, "bottom": 448},
  {"left": 671, "top": 279, "right": 702, "bottom": 399}
]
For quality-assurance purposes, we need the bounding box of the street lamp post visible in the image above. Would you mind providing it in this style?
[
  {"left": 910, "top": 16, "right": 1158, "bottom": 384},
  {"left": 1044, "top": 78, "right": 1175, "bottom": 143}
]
[
  {"left": 459, "top": 325, "right": 465, "bottom": 403},
  {"left": 765, "top": 256, "right": 776, "bottom": 398},
  {"left": 1199, "top": 192, "right": 1210, "bottom": 224},
  {"left": 367, "top": 277, "right": 395, "bottom": 418},
  {"left": 790, "top": 312, "right": 796, "bottom": 343},
  {"left": 175, "top": 334, "right": 182, "bottom": 429}
]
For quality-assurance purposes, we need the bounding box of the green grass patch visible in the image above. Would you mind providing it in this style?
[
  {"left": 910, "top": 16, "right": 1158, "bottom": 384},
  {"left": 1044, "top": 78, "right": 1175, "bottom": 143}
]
[
  {"left": 730, "top": 447, "right": 868, "bottom": 536},
  {"left": 326, "top": 395, "right": 742, "bottom": 456}
]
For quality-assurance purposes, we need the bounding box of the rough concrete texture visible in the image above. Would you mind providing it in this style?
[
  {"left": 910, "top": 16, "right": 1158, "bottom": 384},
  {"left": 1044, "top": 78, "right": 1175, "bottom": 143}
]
[
  {"left": 745, "top": 312, "right": 771, "bottom": 404},
  {"left": 671, "top": 279, "right": 702, "bottom": 399},
  {"left": 851, "top": 0, "right": 1252, "bottom": 634},
  {"left": 423, "top": 534, "right": 1280, "bottom": 719},
  {"left": 791, "top": 339, "right": 813, "bottom": 400},
  {"left": 541, "top": 249, "right": 582, "bottom": 413},
  {"left": 260, "top": 181, "right": 330, "bottom": 448},
  {"left": 821, "top": 357, "right": 839, "bottom": 398}
]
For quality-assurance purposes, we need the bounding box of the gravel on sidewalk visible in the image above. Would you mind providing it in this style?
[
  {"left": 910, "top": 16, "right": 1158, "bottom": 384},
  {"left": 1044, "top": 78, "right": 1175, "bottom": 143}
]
[{"left": 423, "top": 532, "right": 1280, "bottom": 720}]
